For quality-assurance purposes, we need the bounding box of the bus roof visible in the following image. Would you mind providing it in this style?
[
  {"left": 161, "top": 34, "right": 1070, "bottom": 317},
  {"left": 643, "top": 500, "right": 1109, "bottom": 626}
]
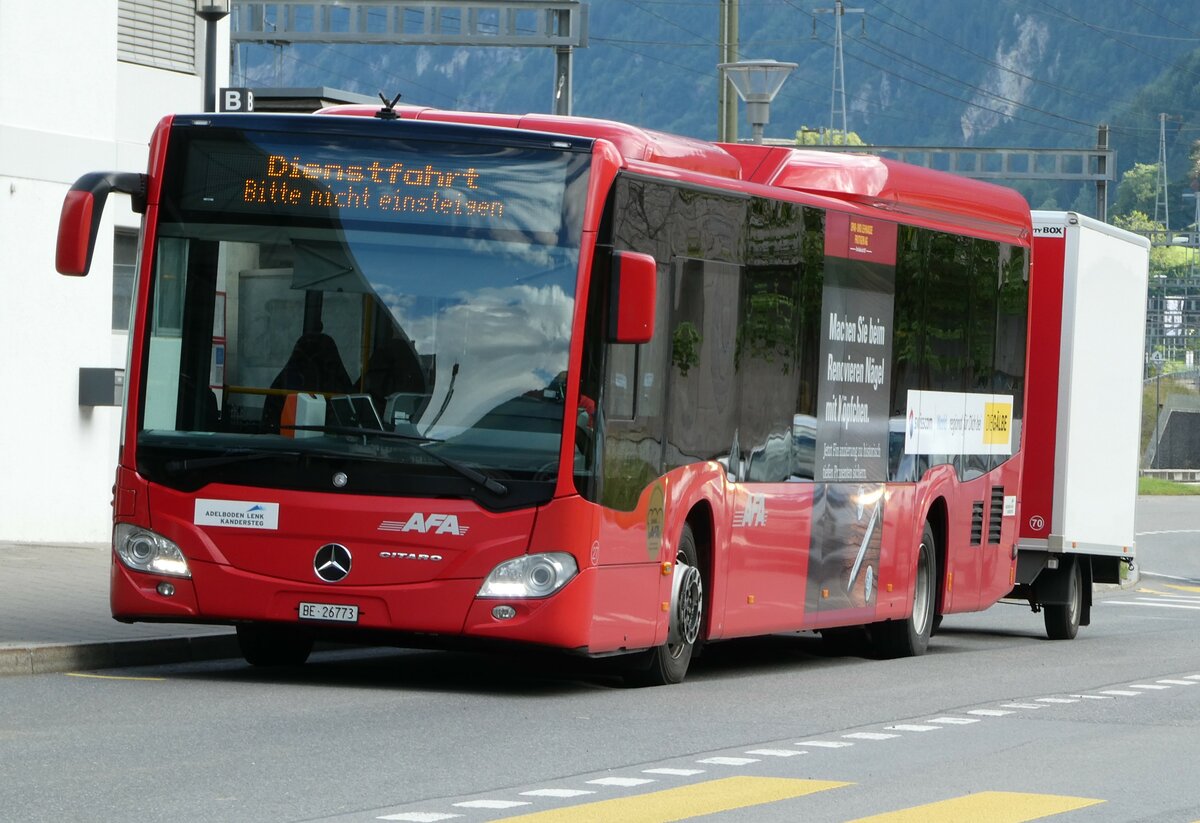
[{"left": 319, "top": 103, "right": 1032, "bottom": 245}]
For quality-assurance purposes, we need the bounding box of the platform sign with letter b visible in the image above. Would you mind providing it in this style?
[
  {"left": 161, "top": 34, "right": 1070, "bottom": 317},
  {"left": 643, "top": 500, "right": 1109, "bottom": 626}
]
[{"left": 220, "top": 88, "right": 254, "bottom": 113}]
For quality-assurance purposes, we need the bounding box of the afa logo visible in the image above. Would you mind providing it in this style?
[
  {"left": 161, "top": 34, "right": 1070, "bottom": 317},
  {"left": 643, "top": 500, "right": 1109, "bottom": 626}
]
[
  {"left": 379, "top": 513, "right": 470, "bottom": 536},
  {"left": 735, "top": 494, "right": 768, "bottom": 527}
]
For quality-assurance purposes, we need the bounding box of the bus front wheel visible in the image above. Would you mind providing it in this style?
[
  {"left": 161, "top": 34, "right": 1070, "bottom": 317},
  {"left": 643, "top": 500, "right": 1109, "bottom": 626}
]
[
  {"left": 626, "top": 524, "right": 704, "bottom": 687},
  {"left": 236, "top": 623, "right": 314, "bottom": 667}
]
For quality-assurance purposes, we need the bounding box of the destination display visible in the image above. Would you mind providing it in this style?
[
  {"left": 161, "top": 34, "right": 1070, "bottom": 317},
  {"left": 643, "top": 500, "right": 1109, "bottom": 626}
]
[{"left": 175, "top": 133, "right": 581, "bottom": 234}]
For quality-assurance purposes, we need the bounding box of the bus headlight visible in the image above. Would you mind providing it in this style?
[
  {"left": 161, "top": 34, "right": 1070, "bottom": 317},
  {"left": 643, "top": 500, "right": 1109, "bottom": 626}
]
[
  {"left": 477, "top": 553, "right": 578, "bottom": 598},
  {"left": 114, "top": 524, "right": 192, "bottom": 578}
]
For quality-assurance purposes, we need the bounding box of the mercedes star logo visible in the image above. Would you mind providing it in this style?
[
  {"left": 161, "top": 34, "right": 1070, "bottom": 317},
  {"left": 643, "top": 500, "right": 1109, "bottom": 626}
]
[{"left": 314, "top": 543, "right": 352, "bottom": 583}]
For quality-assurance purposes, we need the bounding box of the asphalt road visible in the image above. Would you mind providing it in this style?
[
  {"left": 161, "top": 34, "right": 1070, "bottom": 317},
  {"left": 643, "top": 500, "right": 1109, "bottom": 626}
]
[
  {"left": 3, "top": 496, "right": 1200, "bottom": 823},
  {"left": 1136, "top": 494, "right": 1200, "bottom": 582}
]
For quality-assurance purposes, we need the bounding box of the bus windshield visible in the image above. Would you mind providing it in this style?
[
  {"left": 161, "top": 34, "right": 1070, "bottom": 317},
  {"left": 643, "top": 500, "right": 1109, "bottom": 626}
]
[{"left": 137, "top": 122, "right": 591, "bottom": 507}]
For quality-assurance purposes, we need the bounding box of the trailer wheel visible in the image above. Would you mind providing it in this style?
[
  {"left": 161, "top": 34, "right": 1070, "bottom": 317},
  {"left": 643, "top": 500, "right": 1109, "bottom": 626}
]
[
  {"left": 237, "top": 624, "right": 314, "bottom": 667},
  {"left": 1044, "top": 558, "right": 1082, "bottom": 640},
  {"left": 873, "top": 521, "right": 936, "bottom": 658},
  {"left": 626, "top": 524, "right": 703, "bottom": 686}
]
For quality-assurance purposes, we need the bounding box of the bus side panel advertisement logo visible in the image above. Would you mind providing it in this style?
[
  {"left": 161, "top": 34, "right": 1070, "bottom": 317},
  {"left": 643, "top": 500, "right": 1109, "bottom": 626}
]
[
  {"left": 1033, "top": 222, "right": 1066, "bottom": 239},
  {"left": 806, "top": 212, "right": 894, "bottom": 617},
  {"left": 903, "top": 391, "right": 1014, "bottom": 456},
  {"left": 806, "top": 483, "right": 884, "bottom": 614}
]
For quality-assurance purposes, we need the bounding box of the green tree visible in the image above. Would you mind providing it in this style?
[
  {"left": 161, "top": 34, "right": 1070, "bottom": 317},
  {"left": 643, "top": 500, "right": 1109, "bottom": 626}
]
[
  {"left": 1112, "top": 211, "right": 1191, "bottom": 275},
  {"left": 795, "top": 126, "right": 866, "bottom": 146},
  {"left": 1112, "top": 163, "right": 1160, "bottom": 218}
]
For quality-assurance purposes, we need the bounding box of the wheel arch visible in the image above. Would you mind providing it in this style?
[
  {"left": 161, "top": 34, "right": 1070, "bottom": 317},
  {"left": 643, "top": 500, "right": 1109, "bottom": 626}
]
[
  {"left": 683, "top": 499, "right": 715, "bottom": 641},
  {"left": 925, "top": 496, "right": 949, "bottom": 618}
]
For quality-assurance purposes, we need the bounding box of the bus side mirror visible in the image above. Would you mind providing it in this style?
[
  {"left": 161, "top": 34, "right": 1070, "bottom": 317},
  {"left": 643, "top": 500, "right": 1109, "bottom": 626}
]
[
  {"left": 55, "top": 172, "right": 146, "bottom": 276},
  {"left": 608, "top": 251, "right": 657, "bottom": 344}
]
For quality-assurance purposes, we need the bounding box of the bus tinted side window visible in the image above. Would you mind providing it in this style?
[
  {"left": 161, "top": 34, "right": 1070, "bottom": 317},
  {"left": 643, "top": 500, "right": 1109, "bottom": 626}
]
[
  {"left": 738, "top": 199, "right": 820, "bottom": 483},
  {"left": 890, "top": 226, "right": 1029, "bottom": 481},
  {"left": 995, "top": 244, "right": 1029, "bottom": 457},
  {"left": 966, "top": 238, "right": 1000, "bottom": 478},
  {"left": 587, "top": 176, "right": 744, "bottom": 511}
]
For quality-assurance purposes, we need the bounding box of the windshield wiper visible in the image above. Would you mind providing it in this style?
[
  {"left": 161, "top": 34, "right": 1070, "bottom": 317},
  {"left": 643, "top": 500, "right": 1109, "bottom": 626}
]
[
  {"left": 164, "top": 449, "right": 298, "bottom": 472},
  {"left": 283, "top": 424, "right": 509, "bottom": 496}
]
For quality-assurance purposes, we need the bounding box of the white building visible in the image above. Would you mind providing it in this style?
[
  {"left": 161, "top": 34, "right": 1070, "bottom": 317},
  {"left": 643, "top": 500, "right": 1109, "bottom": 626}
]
[{"left": 0, "top": 0, "right": 228, "bottom": 542}]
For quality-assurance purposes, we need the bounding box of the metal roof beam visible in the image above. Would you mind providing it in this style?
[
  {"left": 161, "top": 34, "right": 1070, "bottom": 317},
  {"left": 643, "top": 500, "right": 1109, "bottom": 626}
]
[
  {"left": 812, "top": 145, "right": 1115, "bottom": 183},
  {"left": 231, "top": 1, "right": 588, "bottom": 47}
]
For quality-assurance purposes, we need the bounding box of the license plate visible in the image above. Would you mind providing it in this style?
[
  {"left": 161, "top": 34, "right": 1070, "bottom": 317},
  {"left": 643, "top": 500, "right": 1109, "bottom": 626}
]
[{"left": 298, "top": 602, "right": 359, "bottom": 623}]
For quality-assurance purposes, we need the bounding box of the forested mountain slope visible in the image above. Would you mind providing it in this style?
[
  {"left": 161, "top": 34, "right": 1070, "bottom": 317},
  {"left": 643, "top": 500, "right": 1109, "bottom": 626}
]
[{"left": 237, "top": 1, "right": 1200, "bottom": 211}]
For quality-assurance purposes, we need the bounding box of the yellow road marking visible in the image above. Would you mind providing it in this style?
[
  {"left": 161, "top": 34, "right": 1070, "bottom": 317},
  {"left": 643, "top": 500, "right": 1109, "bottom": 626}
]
[
  {"left": 846, "top": 790, "right": 1103, "bottom": 822},
  {"left": 499, "top": 776, "right": 849, "bottom": 823},
  {"left": 1165, "top": 584, "right": 1200, "bottom": 594},
  {"left": 64, "top": 673, "right": 166, "bottom": 682}
]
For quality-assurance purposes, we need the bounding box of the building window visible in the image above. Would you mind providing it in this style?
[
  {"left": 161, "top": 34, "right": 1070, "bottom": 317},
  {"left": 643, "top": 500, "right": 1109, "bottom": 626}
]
[
  {"left": 118, "top": 0, "right": 196, "bottom": 74},
  {"left": 112, "top": 230, "right": 138, "bottom": 332}
]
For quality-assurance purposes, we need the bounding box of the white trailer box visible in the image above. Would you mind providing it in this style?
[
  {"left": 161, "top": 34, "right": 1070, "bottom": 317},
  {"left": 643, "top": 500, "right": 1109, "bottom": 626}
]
[{"left": 1017, "top": 212, "right": 1148, "bottom": 609}]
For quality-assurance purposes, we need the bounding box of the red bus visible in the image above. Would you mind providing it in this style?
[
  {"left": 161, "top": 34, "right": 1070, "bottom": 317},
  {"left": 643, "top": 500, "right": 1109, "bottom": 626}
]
[{"left": 57, "top": 103, "right": 1033, "bottom": 685}]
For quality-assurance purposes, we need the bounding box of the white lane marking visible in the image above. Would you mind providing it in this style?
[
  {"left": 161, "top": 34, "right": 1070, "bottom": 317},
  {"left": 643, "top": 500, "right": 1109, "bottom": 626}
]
[
  {"left": 746, "top": 748, "right": 807, "bottom": 757},
  {"left": 927, "top": 717, "right": 981, "bottom": 725},
  {"left": 1129, "top": 684, "right": 1171, "bottom": 690},
  {"left": 795, "top": 740, "right": 853, "bottom": 748},
  {"left": 968, "top": 709, "right": 1015, "bottom": 716},
  {"left": 1001, "top": 703, "right": 1045, "bottom": 709},
  {"left": 643, "top": 768, "right": 706, "bottom": 776},
  {"left": 1070, "top": 694, "right": 1113, "bottom": 699},
  {"left": 1106, "top": 601, "right": 1200, "bottom": 611},
  {"left": 843, "top": 732, "right": 900, "bottom": 740},
  {"left": 520, "top": 789, "right": 596, "bottom": 798},
  {"left": 886, "top": 724, "right": 941, "bottom": 732},
  {"left": 378, "top": 814, "right": 462, "bottom": 822},
  {"left": 1187, "top": 675, "right": 1200, "bottom": 681},
  {"left": 1099, "top": 690, "right": 1142, "bottom": 696},
  {"left": 1158, "top": 679, "right": 1198, "bottom": 685},
  {"left": 697, "top": 756, "right": 761, "bottom": 766},
  {"left": 1136, "top": 530, "right": 1200, "bottom": 536},
  {"left": 1135, "top": 596, "right": 1200, "bottom": 604},
  {"left": 1036, "top": 697, "right": 1079, "bottom": 704},
  {"left": 587, "top": 777, "right": 656, "bottom": 787},
  {"left": 452, "top": 800, "right": 531, "bottom": 810}
]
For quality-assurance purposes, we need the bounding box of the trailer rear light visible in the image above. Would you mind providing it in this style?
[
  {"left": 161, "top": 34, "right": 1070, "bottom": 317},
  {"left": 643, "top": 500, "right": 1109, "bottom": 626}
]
[
  {"left": 477, "top": 553, "right": 577, "bottom": 599},
  {"left": 114, "top": 524, "right": 191, "bottom": 578}
]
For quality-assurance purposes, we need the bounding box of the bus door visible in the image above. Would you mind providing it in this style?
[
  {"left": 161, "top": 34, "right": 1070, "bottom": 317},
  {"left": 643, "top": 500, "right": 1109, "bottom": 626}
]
[{"left": 805, "top": 213, "right": 897, "bottom": 628}]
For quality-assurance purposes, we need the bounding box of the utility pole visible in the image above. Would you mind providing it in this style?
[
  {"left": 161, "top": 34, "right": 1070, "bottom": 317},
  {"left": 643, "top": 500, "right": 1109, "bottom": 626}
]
[
  {"left": 812, "top": 0, "right": 863, "bottom": 145},
  {"left": 1096, "top": 124, "right": 1109, "bottom": 223},
  {"left": 718, "top": 0, "right": 739, "bottom": 143},
  {"left": 1155, "top": 112, "right": 1181, "bottom": 231}
]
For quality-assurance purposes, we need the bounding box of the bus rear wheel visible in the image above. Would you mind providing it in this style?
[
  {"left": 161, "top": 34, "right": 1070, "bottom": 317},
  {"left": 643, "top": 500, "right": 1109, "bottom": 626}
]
[
  {"left": 626, "top": 524, "right": 703, "bottom": 687},
  {"left": 872, "top": 521, "right": 936, "bottom": 658},
  {"left": 236, "top": 624, "right": 314, "bottom": 667}
]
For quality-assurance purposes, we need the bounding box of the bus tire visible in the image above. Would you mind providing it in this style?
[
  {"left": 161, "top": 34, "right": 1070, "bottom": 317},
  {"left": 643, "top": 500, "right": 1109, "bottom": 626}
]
[
  {"left": 873, "top": 521, "right": 936, "bottom": 658},
  {"left": 626, "top": 523, "right": 704, "bottom": 687},
  {"left": 236, "top": 624, "right": 314, "bottom": 667},
  {"left": 1044, "top": 558, "right": 1082, "bottom": 640}
]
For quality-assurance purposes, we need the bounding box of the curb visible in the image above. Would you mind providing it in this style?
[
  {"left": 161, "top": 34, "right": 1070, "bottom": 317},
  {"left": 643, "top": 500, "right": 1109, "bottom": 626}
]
[{"left": 0, "top": 633, "right": 240, "bottom": 677}]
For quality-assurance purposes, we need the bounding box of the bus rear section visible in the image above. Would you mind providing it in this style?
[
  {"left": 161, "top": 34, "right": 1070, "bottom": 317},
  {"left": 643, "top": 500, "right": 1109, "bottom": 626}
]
[{"left": 58, "top": 105, "right": 1035, "bottom": 684}]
